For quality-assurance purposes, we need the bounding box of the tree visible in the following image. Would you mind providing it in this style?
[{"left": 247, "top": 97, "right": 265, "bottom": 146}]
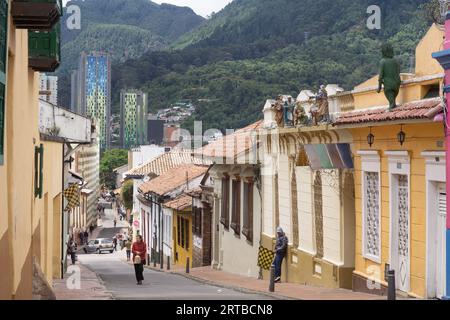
[
  {"left": 100, "top": 149, "right": 128, "bottom": 189},
  {"left": 121, "top": 180, "right": 134, "bottom": 211}
]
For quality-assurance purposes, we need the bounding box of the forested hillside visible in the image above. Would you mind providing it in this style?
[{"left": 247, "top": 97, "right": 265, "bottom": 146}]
[{"left": 109, "top": 0, "right": 437, "bottom": 131}]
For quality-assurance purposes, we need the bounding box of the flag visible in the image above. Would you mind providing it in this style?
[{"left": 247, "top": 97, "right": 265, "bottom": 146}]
[
  {"left": 257, "top": 246, "right": 275, "bottom": 270},
  {"left": 63, "top": 183, "right": 80, "bottom": 211}
]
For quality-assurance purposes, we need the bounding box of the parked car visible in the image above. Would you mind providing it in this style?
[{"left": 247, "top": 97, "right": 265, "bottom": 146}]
[{"left": 83, "top": 238, "right": 114, "bottom": 254}]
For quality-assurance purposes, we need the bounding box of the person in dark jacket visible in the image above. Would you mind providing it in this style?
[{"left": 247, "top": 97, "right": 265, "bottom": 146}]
[{"left": 273, "top": 227, "right": 288, "bottom": 283}]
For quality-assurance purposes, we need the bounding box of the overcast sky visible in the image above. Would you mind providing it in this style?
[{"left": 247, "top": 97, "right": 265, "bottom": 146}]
[{"left": 63, "top": 0, "right": 234, "bottom": 18}]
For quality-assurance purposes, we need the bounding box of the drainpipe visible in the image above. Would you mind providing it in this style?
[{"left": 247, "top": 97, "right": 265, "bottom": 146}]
[{"left": 432, "top": 3, "right": 450, "bottom": 299}]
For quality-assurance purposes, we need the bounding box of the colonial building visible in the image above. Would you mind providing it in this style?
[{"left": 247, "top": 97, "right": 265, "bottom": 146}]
[
  {"left": 0, "top": 0, "right": 67, "bottom": 299},
  {"left": 186, "top": 172, "right": 214, "bottom": 268},
  {"left": 194, "top": 121, "right": 263, "bottom": 278},
  {"left": 260, "top": 95, "right": 356, "bottom": 289},
  {"left": 335, "top": 24, "right": 446, "bottom": 299},
  {"left": 137, "top": 164, "right": 209, "bottom": 267}
]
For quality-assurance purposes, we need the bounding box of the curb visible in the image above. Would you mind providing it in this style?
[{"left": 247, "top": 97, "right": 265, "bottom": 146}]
[
  {"left": 142, "top": 264, "right": 295, "bottom": 300},
  {"left": 79, "top": 263, "right": 115, "bottom": 300}
]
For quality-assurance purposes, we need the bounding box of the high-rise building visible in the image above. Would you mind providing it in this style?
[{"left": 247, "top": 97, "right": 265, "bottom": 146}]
[
  {"left": 120, "top": 90, "right": 148, "bottom": 149},
  {"left": 39, "top": 74, "right": 58, "bottom": 105},
  {"left": 71, "top": 52, "right": 111, "bottom": 150},
  {"left": 147, "top": 114, "right": 165, "bottom": 145}
]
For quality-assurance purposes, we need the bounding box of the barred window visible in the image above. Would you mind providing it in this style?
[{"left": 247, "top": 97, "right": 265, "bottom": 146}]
[
  {"left": 220, "top": 176, "right": 230, "bottom": 228},
  {"left": 364, "top": 171, "right": 380, "bottom": 261},
  {"left": 242, "top": 181, "right": 254, "bottom": 243},
  {"left": 230, "top": 179, "right": 241, "bottom": 235}
]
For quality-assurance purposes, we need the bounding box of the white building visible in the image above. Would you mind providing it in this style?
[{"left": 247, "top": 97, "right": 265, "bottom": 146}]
[{"left": 39, "top": 74, "right": 58, "bottom": 106}]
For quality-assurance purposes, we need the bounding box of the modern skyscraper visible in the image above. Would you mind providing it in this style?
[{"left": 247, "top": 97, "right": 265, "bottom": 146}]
[
  {"left": 120, "top": 90, "right": 148, "bottom": 149},
  {"left": 39, "top": 74, "right": 58, "bottom": 105},
  {"left": 71, "top": 52, "right": 111, "bottom": 150}
]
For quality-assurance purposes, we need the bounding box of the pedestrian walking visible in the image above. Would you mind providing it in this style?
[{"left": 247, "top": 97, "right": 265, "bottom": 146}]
[
  {"left": 84, "top": 230, "right": 89, "bottom": 243},
  {"left": 113, "top": 237, "right": 118, "bottom": 251},
  {"left": 67, "top": 239, "right": 77, "bottom": 265},
  {"left": 273, "top": 227, "right": 288, "bottom": 283},
  {"left": 132, "top": 235, "right": 147, "bottom": 285},
  {"left": 114, "top": 218, "right": 117, "bottom": 228},
  {"left": 125, "top": 239, "right": 132, "bottom": 261},
  {"left": 80, "top": 232, "right": 84, "bottom": 245}
]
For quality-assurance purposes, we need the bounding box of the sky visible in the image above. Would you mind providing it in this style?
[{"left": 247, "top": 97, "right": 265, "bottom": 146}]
[{"left": 63, "top": 0, "right": 234, "bottom": 18}]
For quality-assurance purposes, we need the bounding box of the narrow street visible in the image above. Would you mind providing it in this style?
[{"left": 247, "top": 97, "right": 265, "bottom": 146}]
[{"left": 77, "top": 209, "right": 272, "bottom": 300}]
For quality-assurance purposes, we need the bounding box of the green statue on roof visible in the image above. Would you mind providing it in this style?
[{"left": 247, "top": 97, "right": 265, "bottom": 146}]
[{"left": 377, "top": 43, "right": 401, "bottom": 111}]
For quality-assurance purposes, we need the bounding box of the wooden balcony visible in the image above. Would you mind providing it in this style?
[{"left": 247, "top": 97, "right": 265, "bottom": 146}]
[
  {"left": 28, "top": 22, "right": 60, "bottom": 72},
  {"left": 11, "top": 0, "right": 62, "bottom": 30}
]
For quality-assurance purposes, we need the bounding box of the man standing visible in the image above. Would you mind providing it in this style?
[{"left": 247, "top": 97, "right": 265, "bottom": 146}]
[
  {"left": 114, "top": 218, "right": 117, "bottom": 228},
  {"left": 274, "top": 227, "right": 288, "bottom": 283}
]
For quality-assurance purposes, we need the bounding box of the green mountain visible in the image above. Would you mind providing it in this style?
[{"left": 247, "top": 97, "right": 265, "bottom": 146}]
[
  {"left": 109, "top": 0, "right": 436, "bottom": 131},
  {"left": 57, "top": 0, "right": 204, "bottom": 106}
]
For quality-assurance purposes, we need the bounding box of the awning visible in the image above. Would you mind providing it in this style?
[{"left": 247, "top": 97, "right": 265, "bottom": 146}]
[{"left": 304, "top": 143, "right": 353, "bottom": 170}]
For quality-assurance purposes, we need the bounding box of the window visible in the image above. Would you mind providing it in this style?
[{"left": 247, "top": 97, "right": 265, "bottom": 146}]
[
  {"left": 220, "top": 176, "right": 230, "bottom": 228},
  {"left": 364, "top": 171, "right": 381, "bottom": 261},
  {"left": 359, "top": 150, "right": 381, "bottom": 263},
  {"left": 231, "top": 178, "right": 241, "bottom": 235},
  {"left": 34, "top": 144, "right": 44, "bottom": 199},
  {"left": 0, "top": 0, "right": 8, "bottom": 165},
  {"left": 193, "top": 207, "right": 202, "bottom": 236},
  {"left": 242, "top": 180, "right": 254, "bottom": 243},
  {"left": 177, "top": 215, "right": 190, "bottom": 250}
]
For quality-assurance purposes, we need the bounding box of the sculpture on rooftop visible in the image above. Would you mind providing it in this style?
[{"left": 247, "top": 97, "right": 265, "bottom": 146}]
[
  {"left": 310, "top": 85, "right": 329, "bottom": 125},
  {"left": 274, "top": 95, "right": 284, "bottom": 128},
  {"left": 293, "top": 101, "right": 308, "bottom": 126},
  {"left": 377, "top": 43, "right": 401, "bottom": 111}
]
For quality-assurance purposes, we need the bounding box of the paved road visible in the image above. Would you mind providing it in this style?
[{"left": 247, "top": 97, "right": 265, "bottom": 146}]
[{"left": 78, "top": 208, "right": 271, "bottom": 300}]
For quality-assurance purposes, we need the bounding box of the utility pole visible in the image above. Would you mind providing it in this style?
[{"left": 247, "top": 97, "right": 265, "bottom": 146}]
[{"left": 432, "top": 0, "right": 450, "bottom": 299}]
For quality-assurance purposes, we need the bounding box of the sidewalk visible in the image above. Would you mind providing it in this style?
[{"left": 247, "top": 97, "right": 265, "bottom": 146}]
[
  {"left": 53, "top": 263, "right": 112, "bottom": 300},
  {"left": 143, "top": 263, "right": 383, "bottom": 300}
]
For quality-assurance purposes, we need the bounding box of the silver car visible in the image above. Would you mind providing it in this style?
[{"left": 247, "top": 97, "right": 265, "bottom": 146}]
[{"left": 83, "top": 238, "right": 114, "bottom": 254}]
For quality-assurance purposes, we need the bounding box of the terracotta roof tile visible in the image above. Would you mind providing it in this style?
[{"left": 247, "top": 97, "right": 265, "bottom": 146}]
[
  {"left": 195, "top": 120, "right": 263, "bottom": 159},
  {"left": 334, "top": 98, "right": 443, "bottom": 126},
  {"left": 138, "top": 164, "right": 208, "bottom": 196},
  {"left": 185, "top": 187, "right": 202, "bottom": 198},
  {"left": 163, "top": 194, "right": 192, "bottom": 211},
  {"left": 125, "top": 151, "right": 210, "bottom": 178}
]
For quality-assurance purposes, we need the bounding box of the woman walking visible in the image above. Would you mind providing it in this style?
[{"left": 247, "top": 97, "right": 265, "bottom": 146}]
[{"left": 132, "top": 235, "right": 147, "bottom": 285}]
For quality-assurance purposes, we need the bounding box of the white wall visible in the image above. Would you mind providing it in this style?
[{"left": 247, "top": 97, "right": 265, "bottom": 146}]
[
  {"left": 277, "top": 154, "right": 292, "bottom": 242},
  {"left": 296, "top": 166, "right": 315, "bottom": 254},
  {"left": 321, "top": 170, "right": 343, "bottom": 265}
]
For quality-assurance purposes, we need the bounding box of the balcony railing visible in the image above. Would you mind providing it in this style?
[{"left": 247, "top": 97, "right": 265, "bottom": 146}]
[
  {"left": 28, "top": 21, "right": 60, "bottom": 72},
  {"left": 11, "top": 0, "right": 62, "bottom": 30}
]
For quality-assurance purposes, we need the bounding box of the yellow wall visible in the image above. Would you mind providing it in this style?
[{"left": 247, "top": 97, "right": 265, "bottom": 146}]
[
  {"left": 0, "top": 15, "right": 64, "bottom": 299},
  {"left": 173, "top": 210, "right": 193, "bottom": 268},
  {"left": 351, "top": 123, "right": 444, "bottom": 298},
  {"left": 353, "top": 24, "right": 444, "bottom": 110}
]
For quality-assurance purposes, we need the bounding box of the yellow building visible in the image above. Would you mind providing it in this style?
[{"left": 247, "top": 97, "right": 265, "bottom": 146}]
[
  {"left": 335, "top": 24, "right": 446, "bottom": 299},
  {"left": 0, "top": 0, "right": 93, "bottom": 299},
  {"left": 166, "top": 195, "right": 194, "bottom": 269}
]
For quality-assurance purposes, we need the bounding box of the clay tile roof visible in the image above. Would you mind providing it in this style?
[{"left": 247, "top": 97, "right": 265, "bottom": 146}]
[
  {"left": 125, "top": 151, "right": 210, "bottom": 178},
  {"left": 195, "top": 120, "right": 263, "bottom": 159},
  {"left": 185, "top": 187, "right": 202, "bottom": 198},
  {"left": 334, "top": 97, "right": 443, "bottom": 126},
  {"left": 163, "top": 194, "right": 192, "bottom": 211},
  {"left": 138, "top": 164, "right": 208, "bottom": 196}
]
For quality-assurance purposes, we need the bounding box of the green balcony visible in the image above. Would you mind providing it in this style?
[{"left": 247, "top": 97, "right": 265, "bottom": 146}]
[
  {"left": 11, "top": 0, "right": 62, "bottom": 30},
  {"left": 28, "top": 22, "right": 60, "bottom": 72}
]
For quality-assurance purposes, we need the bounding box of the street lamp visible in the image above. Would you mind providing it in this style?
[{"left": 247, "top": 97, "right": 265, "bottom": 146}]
[
  {"left": 367, "top": 127, "right": 375, "bottom": 148},
  {"left": 397, "top": 125, "right": 406, "bottom": 146}
]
